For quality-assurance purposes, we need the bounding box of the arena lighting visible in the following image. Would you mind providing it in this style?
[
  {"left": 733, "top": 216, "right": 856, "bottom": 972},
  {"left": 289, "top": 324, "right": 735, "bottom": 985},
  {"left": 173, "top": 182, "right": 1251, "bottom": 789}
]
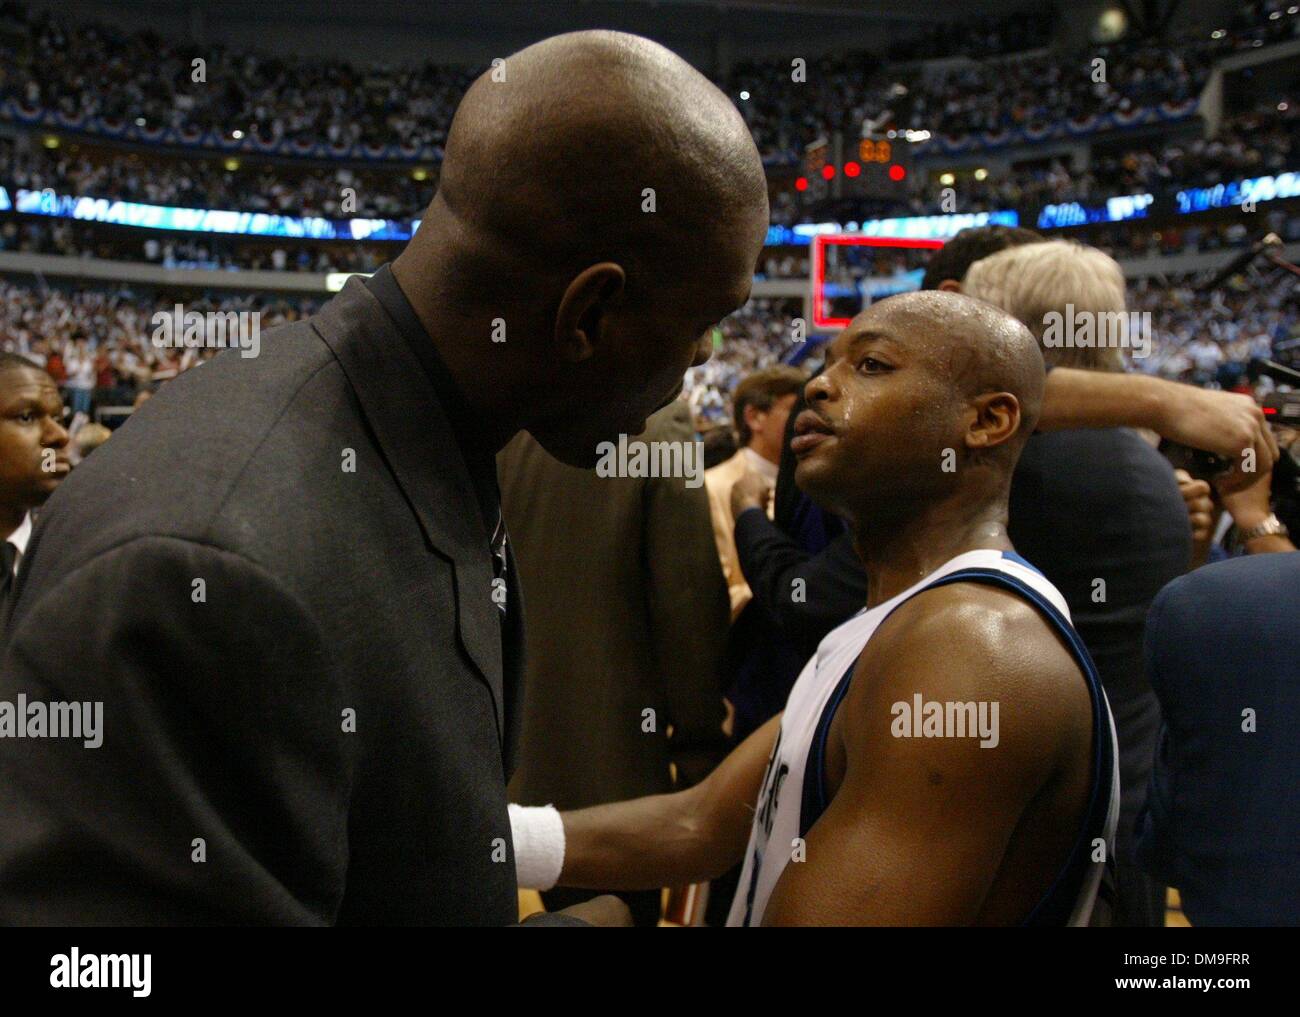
[
  {"left": 41, "top": 134, "right": 59, "bottom": 149},
  {"left": 1095, "top": 7, "right": 1127, "bottom": 43},
  {"left": 844, "top": 162, "right": 860, "bottom": 178},
  {"left": 1177, "top": 170, "right": 1300, "bottom": 213},
  {"left": 974, "top": 168, "right": 989, "bottom": 181},
  {"left": 795, "top": 176, "right": 808, "bottom": 191},
  {"left": 223, "top": 158, "right": 240, "bottom": 172},
  {"left": 888, "top": 164, "right": 906, "bottom": 181},
  {"left": 740, "top": 90, "right": 750, "bottom": 100},
  {"left": 1037, "top": 192, "right": 1154, "bottom": 228},
  {"left": 231, "top": 129, "right": 244, "bottom": 140},
  {"left": 6, "top": 185, "right": 417, "bottom": 241},
  {"left": 822, "top": 164, "right": 836, "bottom": 180},
  {"left": 939, "top": 172, "right": 956, "bottom": 186},
  {"left": 811, "top": 234, "right": 945, "bottom": 329}
]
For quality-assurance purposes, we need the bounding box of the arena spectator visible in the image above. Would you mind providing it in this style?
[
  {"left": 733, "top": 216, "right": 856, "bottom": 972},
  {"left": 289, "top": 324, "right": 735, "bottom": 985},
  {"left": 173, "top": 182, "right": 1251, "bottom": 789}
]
[
  {"left": 963, "top": 238, "right": 1193, "bottom": 927},
  {"left": 704, "top": 365, "right": 804, "bottom": 619},
  {"left": 1136, "top": 551, "right": 1300, "bottom": 925},
  {"left": 0, "top": 351, "right": 69, "bottom": 620}
]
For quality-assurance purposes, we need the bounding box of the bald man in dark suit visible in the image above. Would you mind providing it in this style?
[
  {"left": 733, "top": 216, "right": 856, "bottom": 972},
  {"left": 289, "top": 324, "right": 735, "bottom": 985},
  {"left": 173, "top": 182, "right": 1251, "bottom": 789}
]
[{"left": 0, "top": 30, "right": 768, "bottom": 925}]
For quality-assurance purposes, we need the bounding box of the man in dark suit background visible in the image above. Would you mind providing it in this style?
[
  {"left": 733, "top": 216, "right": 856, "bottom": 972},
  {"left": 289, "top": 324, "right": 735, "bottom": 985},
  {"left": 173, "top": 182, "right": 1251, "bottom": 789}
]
[
  {"left": 1137, "top": 552, "right": 1300, "bottom": 925},
  {"left": 499, "top": 400, "right": 730, "bottom": 925},
  {"left": 0, "top": 30, "right": 769, "bottom": 925}
]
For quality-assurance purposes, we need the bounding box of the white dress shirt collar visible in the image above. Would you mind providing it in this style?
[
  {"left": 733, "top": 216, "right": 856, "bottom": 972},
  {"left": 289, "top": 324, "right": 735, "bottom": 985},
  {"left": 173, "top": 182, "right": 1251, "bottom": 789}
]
[
  {"left": 742, "top": 446, "right": 779, "bottom": 486},
  {"left": 7, "top": 511, "right": 33, "bottom": 572}
]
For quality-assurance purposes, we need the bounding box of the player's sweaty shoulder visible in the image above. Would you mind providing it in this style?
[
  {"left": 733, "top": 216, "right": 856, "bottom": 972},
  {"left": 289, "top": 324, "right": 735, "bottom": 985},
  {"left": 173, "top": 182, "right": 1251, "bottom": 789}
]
[{"left": 849, "top": 580, "right": 1092, "bottom": 760}]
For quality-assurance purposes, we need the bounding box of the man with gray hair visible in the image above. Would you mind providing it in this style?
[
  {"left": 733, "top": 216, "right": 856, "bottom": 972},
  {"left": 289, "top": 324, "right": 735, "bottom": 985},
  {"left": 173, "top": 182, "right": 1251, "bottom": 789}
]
[
  {"left": 963, "top": 239, "right": 1191, "bottom": 927},
  {"left": 962, "top": 239, "right": 1146, "bottom": 370}
]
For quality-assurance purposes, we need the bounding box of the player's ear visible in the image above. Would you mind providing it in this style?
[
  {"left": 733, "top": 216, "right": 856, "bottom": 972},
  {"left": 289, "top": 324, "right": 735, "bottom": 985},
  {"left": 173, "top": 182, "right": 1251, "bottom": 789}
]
[
  {"left": 937, "top": 279, "right": 963, "bottom": 293},
  {"left": 966, "top": 391, "right": 1021, "bottom": 450},
  {"left": 554, "top": 262, "right": 626, "bottom": 363}
]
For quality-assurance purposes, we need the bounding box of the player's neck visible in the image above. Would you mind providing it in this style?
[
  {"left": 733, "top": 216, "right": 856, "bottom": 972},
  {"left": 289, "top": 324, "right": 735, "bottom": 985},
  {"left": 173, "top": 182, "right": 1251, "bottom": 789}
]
[{"left": 849, "top": 498, "right": 1012, "bottom": 609}]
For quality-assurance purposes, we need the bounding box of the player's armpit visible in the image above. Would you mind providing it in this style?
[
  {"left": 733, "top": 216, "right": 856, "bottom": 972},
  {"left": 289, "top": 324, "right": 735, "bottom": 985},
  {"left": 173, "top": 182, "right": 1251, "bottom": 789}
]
[{"left": 761, "top": 585, "right": 1087, "bottom": 926}]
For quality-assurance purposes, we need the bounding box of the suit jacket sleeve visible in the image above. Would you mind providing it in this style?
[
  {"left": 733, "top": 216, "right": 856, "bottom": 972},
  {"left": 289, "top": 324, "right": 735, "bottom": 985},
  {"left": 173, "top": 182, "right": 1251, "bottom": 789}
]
[
  {"left": 733, "top": 508, "right": 869, "bottom": 659},
  {"left": 641, "top": 413, "right": 729, "bottom": 789},
  {"left": 0, "top": 536, "right": 353, "bottom": 925}
]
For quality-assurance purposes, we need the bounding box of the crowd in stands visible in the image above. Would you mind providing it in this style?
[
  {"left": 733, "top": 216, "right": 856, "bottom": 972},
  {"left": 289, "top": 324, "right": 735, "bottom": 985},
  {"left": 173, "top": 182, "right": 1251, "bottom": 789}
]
[
  {"left": 0, "top": 136, "right": 432, "bottom": 219},
  {"left": 2, "top": 2, "right": 1296, "bottom": 167},
  {"left": 0, "top": 278, "right": 319, "bottom": 410},
  {"left": 3, "top": 102, "right": 1293, "bottom": 230},
  {"left": 1, "top": 256, "right": 1294, "bottom": 427},
  {"left": 0, "top": 2, "right": 471, "bottom": 156},
  {"left": 1131, "top": 270, "right": 1300, "bottom": 386},
  {"left": 0, "top": 216, "right": 389, "bottom": 273}
]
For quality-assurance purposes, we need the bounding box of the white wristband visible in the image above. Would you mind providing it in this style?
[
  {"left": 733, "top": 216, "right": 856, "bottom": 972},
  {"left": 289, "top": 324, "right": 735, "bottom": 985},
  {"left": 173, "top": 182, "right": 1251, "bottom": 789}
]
[{"left": 508, "top": 804, "right": 566, "bottom": 891}]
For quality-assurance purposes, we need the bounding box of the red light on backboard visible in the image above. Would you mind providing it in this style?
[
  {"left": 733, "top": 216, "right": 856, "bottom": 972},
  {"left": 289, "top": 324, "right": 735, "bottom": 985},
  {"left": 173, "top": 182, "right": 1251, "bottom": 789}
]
[
  {"left": 795, "top": 177, "right": 808, "bottom": 191},
  {"left": 844, "top": 161, "right": 861, "bottom": 178},
  {"left": 821, "top": 164, "right": 836, "bottom": 180},
  {"left": 888, "top": 164, "right": 906, "bottom": 181},
  {"left": 811, "top": 234, "right": 945, "bottom": 330}
]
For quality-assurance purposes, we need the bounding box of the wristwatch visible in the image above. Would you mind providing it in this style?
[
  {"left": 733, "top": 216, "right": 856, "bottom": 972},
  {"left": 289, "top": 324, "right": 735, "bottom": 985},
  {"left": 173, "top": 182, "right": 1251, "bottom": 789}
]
[{"left": 1238, "top": 513, "right": 1289, "bottom": 542}]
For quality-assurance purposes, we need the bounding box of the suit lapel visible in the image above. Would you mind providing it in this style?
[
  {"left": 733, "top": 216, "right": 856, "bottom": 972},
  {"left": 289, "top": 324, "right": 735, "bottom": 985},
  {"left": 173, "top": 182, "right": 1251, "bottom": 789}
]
[{"left": 310, "top": 278, "right": 506, "bottom": 747}]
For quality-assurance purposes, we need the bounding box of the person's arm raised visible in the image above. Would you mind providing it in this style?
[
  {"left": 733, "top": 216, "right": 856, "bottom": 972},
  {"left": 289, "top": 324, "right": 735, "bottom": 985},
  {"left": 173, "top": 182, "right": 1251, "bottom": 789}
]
[
  {"left": 761, "top": 584, "right": 1089, "bottom": 925},
  {"left": 1041, "top": 368, "right": 1278, "bottom": 492},
  {"left": 547, "top": 714, "right": 781, "bottom": 892}
]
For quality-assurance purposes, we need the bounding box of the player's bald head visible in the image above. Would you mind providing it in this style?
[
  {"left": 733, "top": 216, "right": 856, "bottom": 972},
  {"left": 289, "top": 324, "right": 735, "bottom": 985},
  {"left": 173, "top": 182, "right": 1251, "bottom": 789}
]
[
  {"left": 861, "top": 290, "right": 1045, "bottom": 445},
  {"left": 797, "top": 290, "right": 1045, "bottom": 521},
  {"left": 430, "top": 30, "right": 767, "bottom": 286}
]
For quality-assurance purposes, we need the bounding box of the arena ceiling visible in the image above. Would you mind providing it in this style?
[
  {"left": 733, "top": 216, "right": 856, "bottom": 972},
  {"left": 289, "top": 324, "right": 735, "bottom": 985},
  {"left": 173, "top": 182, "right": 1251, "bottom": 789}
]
[{"left": 35, "top": 0, "right": 1041, "bottom": 52}]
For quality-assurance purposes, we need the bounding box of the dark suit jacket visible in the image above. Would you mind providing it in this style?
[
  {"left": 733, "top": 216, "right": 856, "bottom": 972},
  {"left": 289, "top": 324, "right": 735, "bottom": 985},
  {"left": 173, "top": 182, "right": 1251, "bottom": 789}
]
[
  {"left": 499, "top": 402, "right": 729, "bottom": 808},
  {"left": 0, "top": 276, "right": 557, "bottom": 925},
  {"left": 1137, "top": 552, "right": 1300, "bottom": 926}
]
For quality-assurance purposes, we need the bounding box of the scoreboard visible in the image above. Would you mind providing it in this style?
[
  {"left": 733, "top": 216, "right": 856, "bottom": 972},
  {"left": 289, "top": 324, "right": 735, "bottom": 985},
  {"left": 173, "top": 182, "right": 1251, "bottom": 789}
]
[{"left": 800, "top": 132, "right": 914, "bottom": 203}]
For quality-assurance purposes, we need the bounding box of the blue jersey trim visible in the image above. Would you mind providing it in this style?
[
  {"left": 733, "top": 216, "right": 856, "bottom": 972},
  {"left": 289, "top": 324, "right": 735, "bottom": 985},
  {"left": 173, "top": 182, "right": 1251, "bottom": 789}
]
[{"left": 798, "top": 565, "right": 1114, "bottom": 926}]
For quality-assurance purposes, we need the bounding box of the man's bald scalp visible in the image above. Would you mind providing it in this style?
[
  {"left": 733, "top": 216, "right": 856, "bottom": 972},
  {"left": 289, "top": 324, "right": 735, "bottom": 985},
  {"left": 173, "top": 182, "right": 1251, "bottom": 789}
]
[
  {"left": 874, "top": 290, "right": 1046, "bottom": 439},
  {"left": 431, "top": 31, "right": 767, "bottom": 285}
]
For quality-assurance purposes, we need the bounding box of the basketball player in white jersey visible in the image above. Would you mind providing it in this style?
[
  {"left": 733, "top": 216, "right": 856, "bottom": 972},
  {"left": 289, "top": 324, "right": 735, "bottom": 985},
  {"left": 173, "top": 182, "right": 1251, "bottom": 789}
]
[{"left": 510, "top": 290, "right": 1119, "bottom": 925}]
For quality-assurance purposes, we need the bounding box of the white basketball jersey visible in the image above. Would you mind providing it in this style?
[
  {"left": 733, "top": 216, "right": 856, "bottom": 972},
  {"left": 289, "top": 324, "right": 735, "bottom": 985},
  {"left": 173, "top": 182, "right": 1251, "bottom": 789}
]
[{"left": 726, "top": 548, "right": 1121, "bottom": 927}]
